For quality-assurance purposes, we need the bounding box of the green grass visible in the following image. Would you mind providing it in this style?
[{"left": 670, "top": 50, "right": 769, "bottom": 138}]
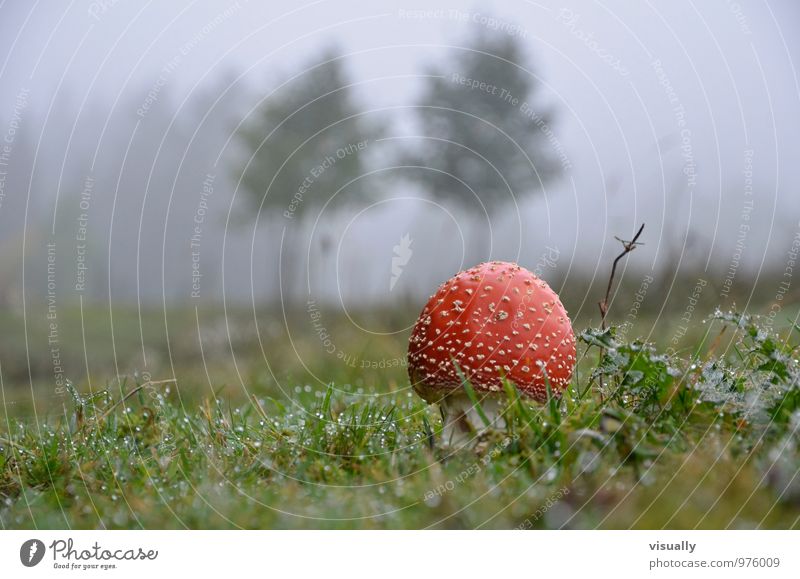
[{"left": 1, "top": 311, "right": 799, "bottom": 529}]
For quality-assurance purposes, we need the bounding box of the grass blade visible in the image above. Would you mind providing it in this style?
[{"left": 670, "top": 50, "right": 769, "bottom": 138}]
[{"left": 452, "top": 359, "right": 491, "bottom": 428}]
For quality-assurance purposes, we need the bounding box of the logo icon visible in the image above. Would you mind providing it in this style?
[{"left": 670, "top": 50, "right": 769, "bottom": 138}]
[
  {"left": 390, "top": 233, "right": 413, "bottom": 291},
  {"left": 20, "top": 539, "right": 46, "bottom": 567}
]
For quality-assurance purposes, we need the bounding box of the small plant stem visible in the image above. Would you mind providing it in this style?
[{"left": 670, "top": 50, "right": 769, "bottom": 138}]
[
  {"left": 597, "top": 224, "right": 645, "bottom": 399},
  {"left": 99, "top": 379, "right": 176, "bottom": 421}
]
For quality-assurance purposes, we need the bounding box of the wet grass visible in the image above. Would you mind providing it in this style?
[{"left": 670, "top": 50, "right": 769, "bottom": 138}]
[{"left": 1, "top": 311, "right": 799, "bottom": 529}]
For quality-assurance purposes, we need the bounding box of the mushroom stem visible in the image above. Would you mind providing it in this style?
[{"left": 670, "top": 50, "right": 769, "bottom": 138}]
[{"left": 439, "top": 391, "right": 507, "bottom": 448}]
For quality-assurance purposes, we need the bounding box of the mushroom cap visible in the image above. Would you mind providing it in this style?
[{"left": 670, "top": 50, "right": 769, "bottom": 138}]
[{"left": 408, "top": 261, "right": 576, "bottom": 403}]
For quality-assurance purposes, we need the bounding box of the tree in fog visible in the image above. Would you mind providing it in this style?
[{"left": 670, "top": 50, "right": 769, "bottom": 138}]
[
  {"left": 406, "top": 28, "right": 559, "bottom": 261},
  {"left": 235, "top": 48, "right": 382, "bottom": 298}
]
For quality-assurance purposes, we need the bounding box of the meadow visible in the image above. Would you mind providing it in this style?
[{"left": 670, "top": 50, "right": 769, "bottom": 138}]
[{"left": 1, "top": 282, "right": 799, "bottom": 529}]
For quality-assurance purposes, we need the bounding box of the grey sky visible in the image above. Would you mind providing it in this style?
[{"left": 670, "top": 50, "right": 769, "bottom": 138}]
[{"left": 1, "top": 0, "right": 799, "bottom": 305}]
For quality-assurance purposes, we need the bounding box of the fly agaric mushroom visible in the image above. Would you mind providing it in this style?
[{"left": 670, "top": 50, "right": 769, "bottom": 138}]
[{"left": 408, "top": 261, "right": 575, "bottom": 445}]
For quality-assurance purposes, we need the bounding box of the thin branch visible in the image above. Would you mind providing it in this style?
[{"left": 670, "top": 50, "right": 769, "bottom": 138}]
[
  {"left": 597, "top": 223, "right": 645, "bottom": 398},
  {"left": 599, "top": 223, "right": 646, "bottom": 330}
]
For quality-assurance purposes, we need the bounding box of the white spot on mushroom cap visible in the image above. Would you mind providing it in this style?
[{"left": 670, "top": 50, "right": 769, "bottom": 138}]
[{"left": 407, "top": 260, "right": 576, "bottom": 399}]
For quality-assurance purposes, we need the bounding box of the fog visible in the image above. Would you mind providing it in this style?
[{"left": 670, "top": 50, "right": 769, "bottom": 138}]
[{"left": 1, "top": 0, "right": 799, "bottom": 307}]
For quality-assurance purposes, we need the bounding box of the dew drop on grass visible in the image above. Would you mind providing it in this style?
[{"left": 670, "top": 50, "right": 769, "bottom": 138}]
[{"left": 424, "top": 494, "right": 441, "bottom": 507}]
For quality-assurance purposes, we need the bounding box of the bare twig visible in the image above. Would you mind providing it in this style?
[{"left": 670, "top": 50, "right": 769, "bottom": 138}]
[{"left": 597, "top": 223, "right": 645, "bottom": 397}]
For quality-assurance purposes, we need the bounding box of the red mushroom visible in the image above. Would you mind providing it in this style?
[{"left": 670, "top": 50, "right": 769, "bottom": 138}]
[{"left": 408, "top": 261, "right": 576, "bottom": 445}]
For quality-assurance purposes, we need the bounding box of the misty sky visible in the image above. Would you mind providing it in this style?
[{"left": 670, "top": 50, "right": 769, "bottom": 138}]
[{"left": 1, "top": 0, "right": 799, "bottom": 305}]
